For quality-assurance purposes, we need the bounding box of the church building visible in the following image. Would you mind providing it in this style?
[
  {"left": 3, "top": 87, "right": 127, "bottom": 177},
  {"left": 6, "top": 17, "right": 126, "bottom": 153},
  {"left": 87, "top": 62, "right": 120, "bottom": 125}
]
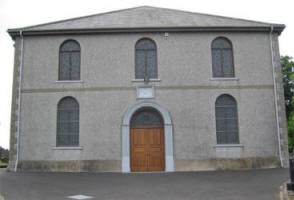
[{"left": 7, "top": 6, "right": 289, "bottom": 172}]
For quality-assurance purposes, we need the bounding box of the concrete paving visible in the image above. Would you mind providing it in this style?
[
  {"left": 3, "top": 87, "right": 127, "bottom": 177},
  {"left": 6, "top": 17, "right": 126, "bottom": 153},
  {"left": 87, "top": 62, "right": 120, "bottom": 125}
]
[{"left": 0, "top": 168, "right": 289, "bottom": 200}]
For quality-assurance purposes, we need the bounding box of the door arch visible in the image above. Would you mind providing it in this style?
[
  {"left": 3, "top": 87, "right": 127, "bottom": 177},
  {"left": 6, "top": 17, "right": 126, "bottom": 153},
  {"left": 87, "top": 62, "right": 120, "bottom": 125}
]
[
  {"left": 130, "top": 108, "right": 165, "bottom": 171},
  {"left": 122, "top": 101, "right": 174, "bottom": 172}
]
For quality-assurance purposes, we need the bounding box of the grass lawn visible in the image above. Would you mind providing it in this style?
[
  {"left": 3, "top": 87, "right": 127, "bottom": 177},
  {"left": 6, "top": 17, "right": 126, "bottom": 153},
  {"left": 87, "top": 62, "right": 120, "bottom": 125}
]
[{"left": 0, "top": 161, "right": 8, "bottom": 167}]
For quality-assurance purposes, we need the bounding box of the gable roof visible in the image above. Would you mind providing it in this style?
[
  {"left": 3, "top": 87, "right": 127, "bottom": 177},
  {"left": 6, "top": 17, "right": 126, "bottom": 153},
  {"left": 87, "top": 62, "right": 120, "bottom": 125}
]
[{"left": 8, "top": 6, "right": 285, "bottom": 38}]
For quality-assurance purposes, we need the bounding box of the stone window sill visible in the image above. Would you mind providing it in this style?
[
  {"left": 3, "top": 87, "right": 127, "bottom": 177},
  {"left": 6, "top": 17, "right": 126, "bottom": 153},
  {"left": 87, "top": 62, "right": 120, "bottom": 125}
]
[
  {"left": 210, "top": 78, "right": 239, "bottom": 81},
  {"left": 53, "top": 146, "right": 83, "bottom": 150},
  {"left": 132, "top": 79, "right": 161, "bottom": 82},
  {"left": 213, "top": 144, "right": 244, "bottom": 148},
  {"left": 55, "top": 80, "right": 84, "bottom": 83}
]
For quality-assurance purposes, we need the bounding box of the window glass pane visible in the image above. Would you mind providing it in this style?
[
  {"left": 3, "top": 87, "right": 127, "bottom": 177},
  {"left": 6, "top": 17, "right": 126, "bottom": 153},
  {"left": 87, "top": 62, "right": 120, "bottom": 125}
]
[
  {"left": 70, "top": 52, "right": 80, "bottom": 80},
  {"left": 212, "top": 38, "right": 234, "bottom": 78},
  {"left": 61, "top": 41, "right": 80, "bottom": 52},
  {"left": 69, "top": 122, "right": 79, "bottom": 133},
  {"left": 216, "top": 119, "right": 226, "bottom": 131},
  {"left": 216, "top": 107, "right": 226, "bottom": 119},
  {"left": 70, "top": 135, "right": 79, "bottom": 146},
  {"left": 146, "top": 50, "right": 157, "bottom": 78},
  {"left": 226, "top": 131, "right": 238, "bottom": 144},
  {"left": 135, "top": 50, "right": 145, "bottom": 79},
  {"left": 215, "top": 95, "right": 239, "bottom": 144},
  {"left": 216, "top": 119, "right": 237, "bottom": 132},
  {"left": 212, "top": 50, "right": 222, "bottom": 77},
  {"left": 216, "top": 95, "right": 236, "bottom": 106},
  {"left": 136, "top": 39, "right": 156, "bottom": 50},
  {"left": 57, "top": 97, "right": 79, "bottom": 146},
  {"left": 135, "top": 39, "right": 157, "bottom": 79},
  {"left": 59, "top": 98, "right": 79, "bottom": 110},
  {"left": 131, "top": 110, "right": 162, "bottom": 127},
  {"left": 59, "top": 41, "right": 80, "bottom": 80},
  {"left": 212, "top": 38, "right": 231, "bottom": 49},
  {"left": 58, "top": 122, "right": 68, "bottom": 133},
  {"left": 58, "top": 110, "right": 69, "bottom": 121},
  {"left": 217, "top": 131, "right": 238, "bottom": 144},
  {"left": 69, "top": 110, "right": 79, "bottom": 121},
  {"left": 222, "top": 50, "right": 233, "bottom": 77},
  {"left": 226, "top": 107, "right": 237, "bottom": 118},
  {"left": 216, "top": 132, "right": 226, "bottom": 144},
  {"left": 216, "top": 106, "right": 237, "bottom": 119},
  {"left": 60, "top": 52, "right": 70, "bottom": 80},
  {"left": 226, "top": 119, "right": 238, "bottom": 130},
  {"left": 57, "top": 135, "right": 67, "bottom": 146}
]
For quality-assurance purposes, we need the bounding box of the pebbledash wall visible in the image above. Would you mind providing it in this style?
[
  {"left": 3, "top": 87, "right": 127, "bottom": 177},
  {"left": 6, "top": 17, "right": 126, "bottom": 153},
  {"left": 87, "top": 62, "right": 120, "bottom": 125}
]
[{"left": 8, "top": 31, "right": 289, "bottom": 172}]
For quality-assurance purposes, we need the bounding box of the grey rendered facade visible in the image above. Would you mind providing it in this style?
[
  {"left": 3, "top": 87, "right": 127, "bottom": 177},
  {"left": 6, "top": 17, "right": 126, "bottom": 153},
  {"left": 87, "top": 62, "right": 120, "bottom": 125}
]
[{"left": 7, "top": 6, "right": 289, "bottom": 172}]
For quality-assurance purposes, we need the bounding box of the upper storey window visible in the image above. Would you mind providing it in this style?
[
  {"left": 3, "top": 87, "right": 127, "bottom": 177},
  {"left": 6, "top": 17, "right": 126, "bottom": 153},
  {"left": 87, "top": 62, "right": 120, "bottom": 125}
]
[
  {"left": 59, "top": 40, "right": 80, "bottom": 80},
  {"left": 211, "top": 37, "right": 234, "bottom": 78},
  {"left": 135, "top": 38, "right": 157, "bottom": 80}
]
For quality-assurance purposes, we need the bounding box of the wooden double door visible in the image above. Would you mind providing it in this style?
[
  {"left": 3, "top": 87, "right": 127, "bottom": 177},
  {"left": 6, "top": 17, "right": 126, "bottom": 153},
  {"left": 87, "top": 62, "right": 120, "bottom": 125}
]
[{"left": 131, "top": 126, "right": 165, "bottom": 171}]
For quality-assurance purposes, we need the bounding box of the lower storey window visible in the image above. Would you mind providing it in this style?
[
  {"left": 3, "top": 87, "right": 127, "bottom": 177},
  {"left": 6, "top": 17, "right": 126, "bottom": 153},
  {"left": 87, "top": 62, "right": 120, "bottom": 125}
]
[
  {"left": 57, "top": 97, "right": 79, "bottom": 146},
  {"left": 215, "top": 94, "right": 239, "bottom": 144}
]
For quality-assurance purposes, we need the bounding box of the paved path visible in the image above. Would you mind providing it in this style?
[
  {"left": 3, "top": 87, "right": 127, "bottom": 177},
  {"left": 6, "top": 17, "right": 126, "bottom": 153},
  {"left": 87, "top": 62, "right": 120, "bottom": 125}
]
[{"left": 0, "top": 168, "right": 289, "bottom": 200}]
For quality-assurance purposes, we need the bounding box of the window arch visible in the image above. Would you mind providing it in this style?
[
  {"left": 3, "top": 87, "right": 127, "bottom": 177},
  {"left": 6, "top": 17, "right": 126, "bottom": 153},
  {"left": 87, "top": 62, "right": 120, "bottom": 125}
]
[
  {"left": 57, "top": 97, "right": 79, "bottom": 146},
  {"left": 135, "top": 38, "right": 157, "bottom": 79},
  {"left": 211, "top": 37, "right": 234, "bottom": 77},
  {"left": 59, "top": 40, "right": 80, "bottom": 80},
  {"left": 215, "top": 94, "right": 239, "bottom": 144}
]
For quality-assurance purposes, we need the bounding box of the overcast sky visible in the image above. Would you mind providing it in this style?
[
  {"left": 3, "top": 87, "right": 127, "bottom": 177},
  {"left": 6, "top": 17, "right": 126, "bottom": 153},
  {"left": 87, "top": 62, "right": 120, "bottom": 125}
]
[{"left": 0, "top": 0, "right": 294, "bottom": 149}]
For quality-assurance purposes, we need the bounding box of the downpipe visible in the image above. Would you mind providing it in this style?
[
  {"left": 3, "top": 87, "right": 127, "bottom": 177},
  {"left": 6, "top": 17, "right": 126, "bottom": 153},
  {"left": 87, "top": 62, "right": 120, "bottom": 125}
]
[{"left": 14, "top": 30, "right": 24, "bottom": 172}]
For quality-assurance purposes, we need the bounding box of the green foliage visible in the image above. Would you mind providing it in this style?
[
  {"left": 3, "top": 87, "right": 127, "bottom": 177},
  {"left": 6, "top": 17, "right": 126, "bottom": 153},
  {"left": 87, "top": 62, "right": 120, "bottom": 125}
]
[
  {"left": 281, "top": 56, "right": 294, "bottom": 118},
  {"left": 0, "top": 161, "right": 8, "bottom": 166},
  {"left": 0, "top": 147, "right": 9, "bottom": 163},
  {"left": 281, "top": 56, "right": 294, "bottom": 153},
  {"left": 289, "top": 111, "right": 294, "bottom": 153}
]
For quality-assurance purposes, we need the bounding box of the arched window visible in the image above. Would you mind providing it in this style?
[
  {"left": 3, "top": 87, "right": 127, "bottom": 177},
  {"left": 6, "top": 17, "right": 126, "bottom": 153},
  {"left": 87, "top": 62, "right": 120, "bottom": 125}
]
[
  {"left": 135, "top": 38, "right": 157, "bottom": 79},
  {"left": 215, "top": 94, "right": 239, "bottom": 144},
  {"left": 211, "top": 37, "right": 234, "bottom": 77},
  {"left": 59, "top": 40, "right": 80, "bottom": 80},
  {"left": 57, "top": 97, "right": 79, "bottom": 146}
]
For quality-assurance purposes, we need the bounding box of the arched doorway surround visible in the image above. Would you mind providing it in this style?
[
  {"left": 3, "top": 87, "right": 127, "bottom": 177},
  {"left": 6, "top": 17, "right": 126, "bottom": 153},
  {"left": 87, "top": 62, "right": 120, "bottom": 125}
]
[{"left": 122, "top": 101, "right": 174, "bottom": 172}]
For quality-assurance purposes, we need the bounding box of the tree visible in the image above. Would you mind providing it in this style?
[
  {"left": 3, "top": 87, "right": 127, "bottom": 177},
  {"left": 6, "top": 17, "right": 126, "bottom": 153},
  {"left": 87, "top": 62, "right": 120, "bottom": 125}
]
[
  {"left": 0, "top": 147, "right": 9, "bottom": 163},
  {"left": 281, "top": 56, "right": 294, "bottom": 152},
  {"left": 289, "top": 111, "right": 294, "bottom": 153},
  {"left": 281, "top": 56, "right": 294, "bottom": 118}
]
